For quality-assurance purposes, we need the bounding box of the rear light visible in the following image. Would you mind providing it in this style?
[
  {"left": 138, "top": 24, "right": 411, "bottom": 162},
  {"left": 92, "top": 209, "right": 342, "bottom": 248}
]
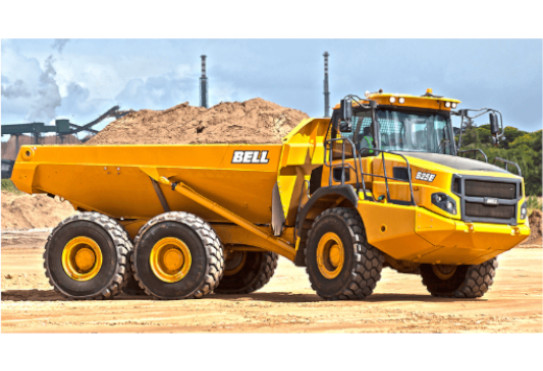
[{"left": 389, "top": 97, "right": 396, "bottom": 103}]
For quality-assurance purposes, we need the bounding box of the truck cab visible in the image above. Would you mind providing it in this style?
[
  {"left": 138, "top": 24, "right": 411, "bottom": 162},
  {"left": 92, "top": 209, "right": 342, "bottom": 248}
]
[{"left": 292, "top": 89, "right": 530, "bottom": 299}]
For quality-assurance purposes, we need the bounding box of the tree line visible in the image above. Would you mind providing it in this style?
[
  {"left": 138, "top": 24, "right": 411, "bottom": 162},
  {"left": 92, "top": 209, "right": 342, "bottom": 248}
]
[{"left": 457, "top": 125, "right": 542, "bottom": 196}]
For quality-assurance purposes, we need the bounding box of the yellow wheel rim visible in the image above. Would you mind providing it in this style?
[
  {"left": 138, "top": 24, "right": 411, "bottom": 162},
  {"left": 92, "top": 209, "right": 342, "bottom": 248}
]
[
  {"left": 316, "top": 232, "right": 345, "bottom": 279},
  {"left": 224, "top": 251, "right": 247, "bottom": 276},
  {"left": 61, "top": 236, "right": 103, "bottom": 281},
  {"left": 432, "top": 264, "right": 457, "bottom": 280},
  {"left": 149, "top": 237, "right": 192, "bottom": 283}
]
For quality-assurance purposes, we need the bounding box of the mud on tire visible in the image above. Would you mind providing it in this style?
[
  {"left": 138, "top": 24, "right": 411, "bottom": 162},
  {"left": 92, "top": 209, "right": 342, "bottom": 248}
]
[
  {"left": 132, "top": 211, "right": 224, "bottom": 299},
  {"left": 44, "top": 212, "right": 133, "bottom": 300},
  {"left": 215, "top": 250, "right": 278, "bottom": 294},
  {"left": 305, "top": 207, "right": 384, "bottom": 300},
  {"left": 420, "top": 258, "right": 498, "bottom": 298}
]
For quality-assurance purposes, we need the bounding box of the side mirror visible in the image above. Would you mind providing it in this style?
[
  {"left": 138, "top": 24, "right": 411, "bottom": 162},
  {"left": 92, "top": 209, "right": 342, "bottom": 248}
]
[
  {"left": 489, "top": 112, "right": 499, "bottom": 135},
  {"left": 340, "top": 98, "right": 352, "bottom": 122},
  {"left": 339, "top": 121, "right": 352, "bottom": 132}
]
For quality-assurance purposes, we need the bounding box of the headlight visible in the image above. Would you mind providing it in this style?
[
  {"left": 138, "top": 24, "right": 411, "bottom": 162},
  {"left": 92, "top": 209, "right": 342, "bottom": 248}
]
[
  {"left": 432, "top": 192, "right": 457, "bottom": 215},
  {"left": 520, "top": 201, "right": 527, "bottom": 220}
]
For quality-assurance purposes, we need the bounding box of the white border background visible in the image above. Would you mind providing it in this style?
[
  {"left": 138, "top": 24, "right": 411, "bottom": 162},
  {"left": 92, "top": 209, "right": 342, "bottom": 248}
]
[{"left": 1, "top": 0, "right": 542, "bottom": 368}]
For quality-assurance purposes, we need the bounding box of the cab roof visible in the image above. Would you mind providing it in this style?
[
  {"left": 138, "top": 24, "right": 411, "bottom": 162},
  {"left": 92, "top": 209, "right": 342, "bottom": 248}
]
[{"left": 333, "top": 89, "right": 461, "bottom": 112}]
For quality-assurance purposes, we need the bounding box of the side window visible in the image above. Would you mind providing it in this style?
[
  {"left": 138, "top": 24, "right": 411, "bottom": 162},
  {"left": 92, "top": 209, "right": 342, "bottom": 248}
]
[{"left": 378, "top": 111, "right": 404, "bottom": 150}]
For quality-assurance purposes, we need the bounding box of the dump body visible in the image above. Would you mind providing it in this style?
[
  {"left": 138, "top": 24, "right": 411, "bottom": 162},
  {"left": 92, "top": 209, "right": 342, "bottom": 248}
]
[
  {"left": 11, "top": 118, "right": 329, "bottom": 260},
  {"left": 12, "top": 144, "right": 283, "bottom": 224}
]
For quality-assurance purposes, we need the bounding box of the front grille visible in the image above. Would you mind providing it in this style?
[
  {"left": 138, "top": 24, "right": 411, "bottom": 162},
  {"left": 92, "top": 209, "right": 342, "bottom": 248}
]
[
  {"left": 465, "top": 180, "right": 517, "bottom": 199},
  {"left": 452, "top": 175, "right": 521, "bottom": 224},
  {"left": 465, "top": 202, "right": 515, "bottom": 219}
]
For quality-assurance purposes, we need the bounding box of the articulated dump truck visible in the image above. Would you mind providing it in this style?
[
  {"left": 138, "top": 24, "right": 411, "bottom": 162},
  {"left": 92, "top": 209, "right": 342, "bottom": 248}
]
[{"left": 11, "top": 90, "right": 530, "bottom": 300}]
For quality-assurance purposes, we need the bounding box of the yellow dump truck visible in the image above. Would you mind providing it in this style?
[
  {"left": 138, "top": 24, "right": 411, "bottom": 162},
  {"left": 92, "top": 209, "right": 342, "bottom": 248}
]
[{"left": 11, "top": 90, "right": 530, "bottom": 300}]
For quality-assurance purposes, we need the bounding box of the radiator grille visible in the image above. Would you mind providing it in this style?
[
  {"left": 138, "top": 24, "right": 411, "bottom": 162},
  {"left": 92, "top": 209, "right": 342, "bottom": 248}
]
[
  {"left": 465, "top": 202, "right": 515, "bottom": 219},
  {"left": 465, "top": 180, "right": 516, "bottom": 199}
]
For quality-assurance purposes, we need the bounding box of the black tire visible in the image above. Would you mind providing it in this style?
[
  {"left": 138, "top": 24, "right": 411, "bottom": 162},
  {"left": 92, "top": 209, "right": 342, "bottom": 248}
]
[
  {"left": 44, "top": 212, "right": 132, "bottom": 299},
  {"left": 305, "top": 207, "right": 383, "bottom": 300},
  {"left": 132, "top": 211, "right": 224, "bottom": 299},
  {"left": 121, "top": 251, "right": 147, "bottom": 296},
  {"left": 420, "top": 258, "right": 498, "bottom": 298},
  {"left": 214, "top": 250, "right": 278, "bottom": 294}
]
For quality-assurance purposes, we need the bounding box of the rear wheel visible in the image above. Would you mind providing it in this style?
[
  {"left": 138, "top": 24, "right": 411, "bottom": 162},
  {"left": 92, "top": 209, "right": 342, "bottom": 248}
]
[
  {"left": 214, "top": 250, "right": 278, "bottom": 294},
  {"left": 132, "top": 212, "right": 224, "bottom": 299},
  {"left": 122, "top": 251, "right": 147, "bottom": 296},
  {"left": 44, "top": 212, "right": 132, "bottom": 299},
  {"left": 420, "top": 258, "right": 498, "bottom": 298},
  {"left": 305, "top": 207, "right": 383, "bottom": 300}
]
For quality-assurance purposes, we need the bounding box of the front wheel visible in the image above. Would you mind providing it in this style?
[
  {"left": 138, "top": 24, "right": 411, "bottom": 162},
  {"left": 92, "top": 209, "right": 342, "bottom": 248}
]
[
  {"left": 420, "top": 258, "right": 498, "bottom": 298},
  {"left": 305, "top": 207, "right": 384, "bottom": 300}
]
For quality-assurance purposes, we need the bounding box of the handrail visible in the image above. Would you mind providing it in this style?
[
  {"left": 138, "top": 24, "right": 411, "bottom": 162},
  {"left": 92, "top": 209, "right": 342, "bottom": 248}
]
[
  {"left": 323, "top": 138, "right": 415, "bottom": 205},
  {"left": 457, "top": 148, "right": 488, "bottom": 163},
  {"left": 494, "top": 157, "right": 522, "bottom": 176},
  {"left": 324, "top": 137, "right": 362, "bottom": 192}
]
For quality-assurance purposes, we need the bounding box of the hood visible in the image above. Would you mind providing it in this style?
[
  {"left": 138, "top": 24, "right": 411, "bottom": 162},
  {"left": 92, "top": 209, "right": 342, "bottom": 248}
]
[{"left": 398, "top": 152, "right": 511, "bottom": 174}]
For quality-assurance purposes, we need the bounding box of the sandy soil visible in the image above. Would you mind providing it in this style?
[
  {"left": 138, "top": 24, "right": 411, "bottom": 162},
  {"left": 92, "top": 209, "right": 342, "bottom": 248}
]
[
  {"left": 1, "top": 191, "right": 76, "bottom": 230},
  {"left": 87, "top": 98, "right": 308, "bottom": 145},
  {"left": 1, "top": 231, "right": 541, "bottom": 333}
]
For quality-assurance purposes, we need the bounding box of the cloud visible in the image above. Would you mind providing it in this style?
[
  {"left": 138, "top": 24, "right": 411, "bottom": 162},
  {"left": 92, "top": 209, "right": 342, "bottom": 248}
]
[
  {"left": 1, "top": 77, "right": 31, "bottom": 98},
  {"left": 52, "top": 39, "right": 69, "bottom": 54},
  {"left": 115, "top": 73, "right": 196, "bottom": 109},
  {"left": 26, "top": 55, "right": 62, "bottom": 122}
]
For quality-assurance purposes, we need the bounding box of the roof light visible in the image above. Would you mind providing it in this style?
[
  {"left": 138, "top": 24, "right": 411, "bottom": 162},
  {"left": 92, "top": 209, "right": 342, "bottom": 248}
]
[
  {"left": 398, "top": 97, "right": 405, "bottom": 104},
  {"left": 451, "top": 103, "right": 457, "bottom": 109},
  {"left": 365, "top": 91, "right": 370, "bottom": 98},
  {"left": 389, "top": 96, "right": 396, "bottom": 103},
  {"left": 426, "top": 88, "right": 433, "bottom": 95},
  {"left": 444, "top": 101, "right": 451, "bottom": 108}
]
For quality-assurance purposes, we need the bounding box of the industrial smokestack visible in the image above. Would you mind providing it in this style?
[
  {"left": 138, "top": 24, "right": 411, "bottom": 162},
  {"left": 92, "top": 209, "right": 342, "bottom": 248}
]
[
  {"left": 323, "top": 52, "right": 330, "bottom": 118},
  {"left": 200, "top": 55, "right": 208, "bottom": 108}
]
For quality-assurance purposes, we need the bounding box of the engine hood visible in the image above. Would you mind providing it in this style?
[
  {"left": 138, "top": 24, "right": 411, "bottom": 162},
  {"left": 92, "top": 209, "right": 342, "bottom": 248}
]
[{"left": 397, "top": 152, "right": 512, "bottom": 174}]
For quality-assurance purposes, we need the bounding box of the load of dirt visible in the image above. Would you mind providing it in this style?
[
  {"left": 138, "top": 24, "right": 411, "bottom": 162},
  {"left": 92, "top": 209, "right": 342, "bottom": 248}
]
[
  {"left": 87, "top": 98, "right": 309, "bottom": 145},
  {"left": 1, "top": 134, "right": 81, "bottom": 161},
  {"left": 1, "top": 191, "right": 76, "bottom": 230}
]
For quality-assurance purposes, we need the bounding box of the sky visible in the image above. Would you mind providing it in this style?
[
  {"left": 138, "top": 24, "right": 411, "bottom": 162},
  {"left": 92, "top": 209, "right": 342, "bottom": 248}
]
[{"left": 1, "top": 38, "right": 542, "bottom": 139}]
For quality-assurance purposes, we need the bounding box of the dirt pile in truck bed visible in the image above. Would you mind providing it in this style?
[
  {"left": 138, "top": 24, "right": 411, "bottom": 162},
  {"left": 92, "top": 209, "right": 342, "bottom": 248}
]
[
  {"left": 87, "top": 98, "right": 309, "bottom": 145},
  {"left": 1, "top": 191, "right": 76, "bottom": 230}
]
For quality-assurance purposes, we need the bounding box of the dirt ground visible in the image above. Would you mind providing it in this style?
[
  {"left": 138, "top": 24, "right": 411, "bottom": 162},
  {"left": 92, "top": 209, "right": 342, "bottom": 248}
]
[{"left": 1, "top": 231, "right": 541, "bottom": 333}]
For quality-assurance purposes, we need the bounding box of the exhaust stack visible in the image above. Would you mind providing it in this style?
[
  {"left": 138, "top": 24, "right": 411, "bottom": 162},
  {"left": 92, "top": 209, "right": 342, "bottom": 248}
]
[
  {"left": 200, "top": 55, "right": 208, "bottom": 108},
  {"left": 323, "top": 52, "right": 330, "bottom": 118}
]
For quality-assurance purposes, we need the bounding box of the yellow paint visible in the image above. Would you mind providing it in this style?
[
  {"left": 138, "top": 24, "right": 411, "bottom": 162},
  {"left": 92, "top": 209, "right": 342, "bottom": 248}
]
[
  {"left": 11, "top": 95, "right": 529, "bottom": 269},
  {"left": 360, "top": 201, "right": 530, "bottom": 265},
  {"left": 61, "top": 236, "right": 102, "bottom": 281},
  {"left": 149, "top": 237, "right": 192, "bottom": 283},
  {"left": 333, "top": 91, "right": 461, "bottom": 112},
  {"left": 316, "top": 232, "right": 345, "bottom": 279}
]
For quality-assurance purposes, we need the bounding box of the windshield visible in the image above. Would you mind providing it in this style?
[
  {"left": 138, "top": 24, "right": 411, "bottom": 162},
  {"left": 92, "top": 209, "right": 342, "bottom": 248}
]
[{"left": 344, "top": 109, "right": 455, "bottom": 155}]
